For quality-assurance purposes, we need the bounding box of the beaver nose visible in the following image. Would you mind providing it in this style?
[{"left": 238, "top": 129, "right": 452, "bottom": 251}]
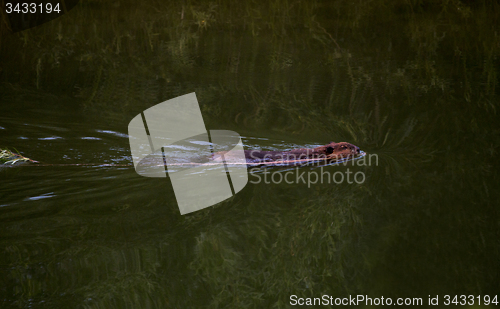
[{"left": 355, "top": 147, "right": 360, "bottom": 154}]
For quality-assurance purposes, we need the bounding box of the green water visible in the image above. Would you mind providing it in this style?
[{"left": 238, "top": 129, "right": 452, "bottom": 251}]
[{"left": 1, "top": 1, "right": 499, "bottom": 308}]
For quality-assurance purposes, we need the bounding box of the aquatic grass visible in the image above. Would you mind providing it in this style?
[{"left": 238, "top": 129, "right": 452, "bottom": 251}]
[{"left": 0, "top": 148, "right": 35, "bottom": 165}]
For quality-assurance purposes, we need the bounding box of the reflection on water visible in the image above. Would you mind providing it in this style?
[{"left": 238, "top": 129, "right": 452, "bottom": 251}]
[{"left": 1, "top": 0, "right": 499, "bottom": 308}]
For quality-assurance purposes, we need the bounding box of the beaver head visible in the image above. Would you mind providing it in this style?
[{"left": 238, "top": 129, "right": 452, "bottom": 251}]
[{"left": 314, "top": 142, "right": 361, "bottom": 160}]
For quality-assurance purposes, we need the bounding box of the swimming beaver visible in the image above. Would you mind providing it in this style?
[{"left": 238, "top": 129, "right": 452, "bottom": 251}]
[{"left": 213, "top": 142, "right": 362, "bottom": 167}]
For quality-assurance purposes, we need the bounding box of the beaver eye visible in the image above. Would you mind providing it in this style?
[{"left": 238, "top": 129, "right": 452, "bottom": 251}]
[
  {"left": 341, "top": 145, "right": 346, "bottom": 149},
  {"left": 326, "top": 147, "right": 334, "bottom": 154}
]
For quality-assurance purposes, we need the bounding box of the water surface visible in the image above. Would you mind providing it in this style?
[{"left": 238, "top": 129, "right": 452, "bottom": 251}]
[{"left": 1, "top": 1, "right": 499, "bottom": 308}]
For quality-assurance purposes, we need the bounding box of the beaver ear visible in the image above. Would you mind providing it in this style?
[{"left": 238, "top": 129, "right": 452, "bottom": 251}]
[{"left": 330, "top": 141, "right": 335, "bottom": 144}]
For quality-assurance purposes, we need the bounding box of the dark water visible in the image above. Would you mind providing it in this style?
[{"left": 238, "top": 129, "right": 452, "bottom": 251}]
[{"left": 1, "top": 1, "right": 499, "bottom": 308}]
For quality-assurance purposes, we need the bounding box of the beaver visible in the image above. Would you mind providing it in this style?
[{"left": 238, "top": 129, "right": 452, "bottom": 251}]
[
  {"left": 213, "top": 142, "right": 362, "bottom": 167},
  {"left": 1, "top": 143, "right": 362, "bottom": 168}
]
